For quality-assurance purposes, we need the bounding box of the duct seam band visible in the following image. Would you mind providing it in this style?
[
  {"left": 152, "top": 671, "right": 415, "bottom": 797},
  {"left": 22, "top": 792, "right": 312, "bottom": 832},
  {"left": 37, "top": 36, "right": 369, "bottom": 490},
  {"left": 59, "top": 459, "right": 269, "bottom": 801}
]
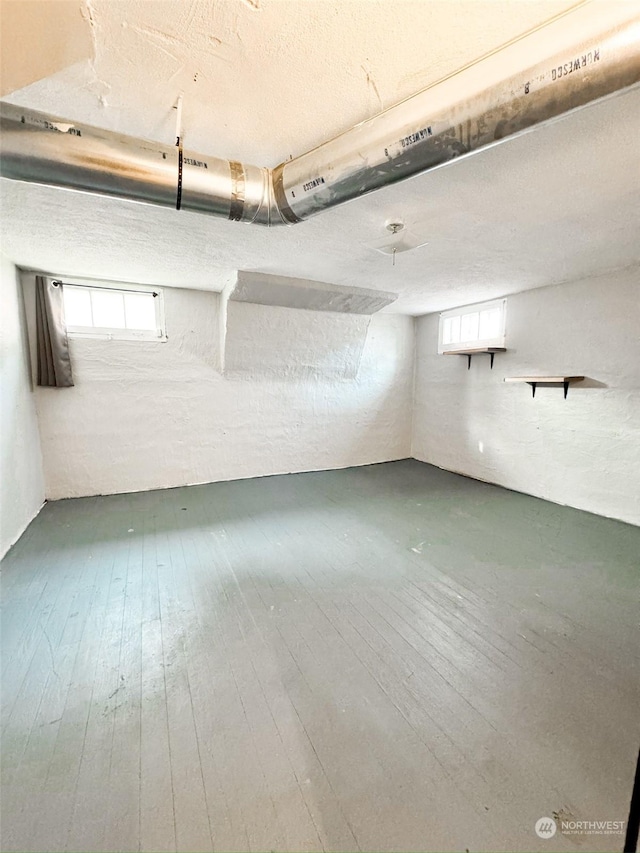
[
  {"left": 229, "top": 160, "right": 245, "bottom": 221},
  {"left": 272, "top": 163, "right": 302, "bottom": 224},
  {"left": 176, "top": 147, "right": 183, "bottom": 210}
]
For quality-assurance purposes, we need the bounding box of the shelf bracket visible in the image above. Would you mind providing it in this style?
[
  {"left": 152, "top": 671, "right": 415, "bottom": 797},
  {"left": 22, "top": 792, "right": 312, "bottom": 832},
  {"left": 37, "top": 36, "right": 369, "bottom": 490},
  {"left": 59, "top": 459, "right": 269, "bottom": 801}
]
[
  {"left": 526, "top": 380, "right": 573, "bottom": 398},
  {"left": 464, "top": 352, "right": 498, "bottom": 369},
  {"left": 506, "top": 376, "right": 583, "bottom": 398}
]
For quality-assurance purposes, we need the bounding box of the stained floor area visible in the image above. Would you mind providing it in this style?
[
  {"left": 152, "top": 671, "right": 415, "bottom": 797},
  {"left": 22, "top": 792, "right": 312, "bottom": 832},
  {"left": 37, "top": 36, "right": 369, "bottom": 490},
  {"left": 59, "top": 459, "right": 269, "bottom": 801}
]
[{"left": 1, "top": 460, "right": 639, "bottom": 853}]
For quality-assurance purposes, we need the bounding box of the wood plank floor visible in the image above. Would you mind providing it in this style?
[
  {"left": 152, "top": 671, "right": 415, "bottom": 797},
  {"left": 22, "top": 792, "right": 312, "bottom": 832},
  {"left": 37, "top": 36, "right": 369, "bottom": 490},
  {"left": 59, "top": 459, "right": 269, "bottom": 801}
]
[{"left": 2, "top": 460, "right": 638, "bottom": 853}]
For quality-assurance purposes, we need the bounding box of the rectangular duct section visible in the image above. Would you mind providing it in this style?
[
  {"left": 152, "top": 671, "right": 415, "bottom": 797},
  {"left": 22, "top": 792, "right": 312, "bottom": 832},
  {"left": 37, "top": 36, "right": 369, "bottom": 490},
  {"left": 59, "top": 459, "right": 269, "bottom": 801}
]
[{"left": 230, "top": 272, "right": 397, "bottom": 315}]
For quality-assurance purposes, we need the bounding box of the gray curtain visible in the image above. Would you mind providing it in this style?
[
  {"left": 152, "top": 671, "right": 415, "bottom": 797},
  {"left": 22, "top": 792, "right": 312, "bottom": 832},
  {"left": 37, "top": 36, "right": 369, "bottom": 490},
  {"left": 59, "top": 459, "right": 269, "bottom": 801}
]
[{"left": 36, "top": 276, "right": 74, "bottom": 387}]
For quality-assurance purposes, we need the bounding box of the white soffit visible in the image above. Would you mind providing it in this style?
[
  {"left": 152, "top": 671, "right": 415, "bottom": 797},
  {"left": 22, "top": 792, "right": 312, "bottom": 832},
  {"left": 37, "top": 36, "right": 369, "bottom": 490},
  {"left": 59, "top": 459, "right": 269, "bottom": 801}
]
[{"left": 231, "top": 272, "right": 397, "bottom": 314}]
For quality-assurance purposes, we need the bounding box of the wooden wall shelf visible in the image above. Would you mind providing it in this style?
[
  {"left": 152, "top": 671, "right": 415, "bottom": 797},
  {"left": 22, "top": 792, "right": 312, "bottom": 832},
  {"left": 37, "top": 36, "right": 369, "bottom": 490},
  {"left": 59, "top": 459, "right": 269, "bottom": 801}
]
[
  {"left": 504, "top": 376, "right": 584, "bottom": 398},
  {"left": 443, "top": 347, "right": 506, "bottom": 369}
]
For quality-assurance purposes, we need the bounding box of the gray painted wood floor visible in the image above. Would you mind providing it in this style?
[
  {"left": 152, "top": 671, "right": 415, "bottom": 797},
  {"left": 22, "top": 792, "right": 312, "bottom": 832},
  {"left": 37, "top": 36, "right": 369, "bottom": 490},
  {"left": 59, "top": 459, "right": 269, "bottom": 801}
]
[{"left": 1, "top": 460, "right": 638, "bottom": 853}]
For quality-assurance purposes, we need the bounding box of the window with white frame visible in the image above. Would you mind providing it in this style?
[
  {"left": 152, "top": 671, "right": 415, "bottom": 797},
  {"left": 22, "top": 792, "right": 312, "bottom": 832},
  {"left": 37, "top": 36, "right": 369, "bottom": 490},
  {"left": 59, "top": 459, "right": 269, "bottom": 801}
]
[
  {"left": 61, "top": 280, "right": 167, "bottom": 341},
  {"left": 438, "top": 298, "right": 506, "bottom": 353}
]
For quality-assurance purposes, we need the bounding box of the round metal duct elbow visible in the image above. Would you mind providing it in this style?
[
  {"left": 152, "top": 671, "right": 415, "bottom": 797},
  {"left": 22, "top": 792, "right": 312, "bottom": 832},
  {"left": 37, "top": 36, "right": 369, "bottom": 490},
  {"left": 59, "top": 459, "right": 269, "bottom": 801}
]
[{"left": 1, "top": 6, "right": 639, "bottom": 228}]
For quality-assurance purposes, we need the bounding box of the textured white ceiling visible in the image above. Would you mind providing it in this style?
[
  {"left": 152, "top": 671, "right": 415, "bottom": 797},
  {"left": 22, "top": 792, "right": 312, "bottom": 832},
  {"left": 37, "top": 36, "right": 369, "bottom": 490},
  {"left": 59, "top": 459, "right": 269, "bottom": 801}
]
[{"left": 1, "top": 0, "right": 639, "bottom": 313}]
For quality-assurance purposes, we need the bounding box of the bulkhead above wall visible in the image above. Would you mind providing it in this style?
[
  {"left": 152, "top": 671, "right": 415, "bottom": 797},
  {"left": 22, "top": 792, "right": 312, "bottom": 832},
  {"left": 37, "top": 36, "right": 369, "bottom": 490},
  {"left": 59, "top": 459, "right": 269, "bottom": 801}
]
[
  {"left": 220, "top": 273, "right": 397, "bottom": 379},
  {"left": 230, "top": 272, "right": 397, "bottom": 315}
]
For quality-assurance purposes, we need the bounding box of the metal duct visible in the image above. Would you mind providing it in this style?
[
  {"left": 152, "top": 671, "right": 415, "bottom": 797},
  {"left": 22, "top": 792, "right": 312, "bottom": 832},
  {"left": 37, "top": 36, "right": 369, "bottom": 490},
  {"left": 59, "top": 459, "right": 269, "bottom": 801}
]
[
  {"left": 0, "top": 104, "right": 274, "bottom": 224},
  {"left": 1, "top": 8, "right": 639, "bottom": 226},
  {"left": 230, "top": 272, "right": 398, "bottom": 314}
]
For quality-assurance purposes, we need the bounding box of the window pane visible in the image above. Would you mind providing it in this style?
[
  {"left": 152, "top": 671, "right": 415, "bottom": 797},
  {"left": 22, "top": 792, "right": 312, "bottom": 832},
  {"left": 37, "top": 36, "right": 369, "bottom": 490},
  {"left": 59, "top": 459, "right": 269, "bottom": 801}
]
[
  {"left": 91, "top": 290, "right": 125, "bottom": 328},
  {"left": 124, "top": 293, "right": 156, "bottom": 330},
  {"left": 440, "top": 300, "right": 505, "bottom": 352},
  {"left": 63, "top": 287, "right": 92, "bottom": 326},
  {"left": 450, "top": 315, "right": 461, "bottom": 343},
  {"left": 460, "top": 311, "right": 479, "bottom": 342},
  {"left": 479, "top": 308, "right": 501, "bottom": 339}
]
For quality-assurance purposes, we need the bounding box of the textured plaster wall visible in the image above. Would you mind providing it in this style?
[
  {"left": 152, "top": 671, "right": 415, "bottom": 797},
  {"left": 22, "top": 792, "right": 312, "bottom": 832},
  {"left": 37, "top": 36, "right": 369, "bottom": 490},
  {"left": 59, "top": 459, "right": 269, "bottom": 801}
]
[
  {"left": 21, "top": 274, "right": 413, "bottom": 500},
  {"left": 0, "top": 257, "right": 45, "bottom": 557},
  {"left": 224, "top": 301, "right": 371, "bottom": 380},
  {"left": 0, "top": 0, "right": 93, "bottom": 97},
  {"left": 412, "top": 266, "right": 640, "bottom": 526}
]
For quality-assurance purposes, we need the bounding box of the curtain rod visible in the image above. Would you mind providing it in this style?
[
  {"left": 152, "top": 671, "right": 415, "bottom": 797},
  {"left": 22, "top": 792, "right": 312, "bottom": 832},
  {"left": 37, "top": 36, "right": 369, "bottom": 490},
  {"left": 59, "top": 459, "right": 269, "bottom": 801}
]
[{"left": 52, "top": 280, "right": 159, "bottom": 297}]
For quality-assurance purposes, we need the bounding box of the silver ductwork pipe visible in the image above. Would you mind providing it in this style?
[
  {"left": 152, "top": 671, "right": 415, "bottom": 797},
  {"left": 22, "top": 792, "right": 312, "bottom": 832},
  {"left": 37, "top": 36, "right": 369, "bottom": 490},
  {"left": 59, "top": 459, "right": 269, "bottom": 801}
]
[
  {"left": 0, "top": 104, "right": 274, "bottom": 224},
  {"left": 1, "top": 7, "right": 639, "bottom": 226},
  {"left": 275, "top": 15, "right": 640, "bottom": 223}
]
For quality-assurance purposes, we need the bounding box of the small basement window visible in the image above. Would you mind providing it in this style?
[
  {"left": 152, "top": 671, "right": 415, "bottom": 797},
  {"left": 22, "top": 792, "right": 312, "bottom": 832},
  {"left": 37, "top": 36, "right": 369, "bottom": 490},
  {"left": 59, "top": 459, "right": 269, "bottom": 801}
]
[
  {"left": 61, "top": 280, "right": 166, "bottom": 341},
  {"left": 438, "top": 298, "right": 506, "bottom": 353}
]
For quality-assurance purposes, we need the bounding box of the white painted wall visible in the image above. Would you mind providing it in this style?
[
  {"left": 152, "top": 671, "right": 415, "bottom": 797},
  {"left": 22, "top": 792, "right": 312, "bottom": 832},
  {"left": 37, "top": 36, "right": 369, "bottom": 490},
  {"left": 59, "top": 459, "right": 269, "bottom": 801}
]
[
  {"left": 12, "top": 265, "right": 637, "bottom": 526},
  {"left": 412, "top": 266, "right": 640, "bottom": 526},
  {"left": 21, "top": 274, "right": 413, "bottom": 500},
  {"left": 0, "top": 257, "right": 45, "bottom": 558}
]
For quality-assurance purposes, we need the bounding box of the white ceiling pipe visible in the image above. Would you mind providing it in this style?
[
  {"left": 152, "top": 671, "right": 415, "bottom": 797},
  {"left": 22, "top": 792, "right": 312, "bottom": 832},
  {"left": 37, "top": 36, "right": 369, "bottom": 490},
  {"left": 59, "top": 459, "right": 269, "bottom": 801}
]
[{"left": 1, "top": 4, "right": 639, "bottom": 226}]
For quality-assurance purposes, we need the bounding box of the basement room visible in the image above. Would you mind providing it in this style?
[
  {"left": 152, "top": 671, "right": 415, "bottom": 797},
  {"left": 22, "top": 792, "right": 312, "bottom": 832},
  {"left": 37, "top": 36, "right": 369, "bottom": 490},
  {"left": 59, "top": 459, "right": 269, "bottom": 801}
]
[{"left": 1, "top": 1, "right": 639, "bottom": 852}]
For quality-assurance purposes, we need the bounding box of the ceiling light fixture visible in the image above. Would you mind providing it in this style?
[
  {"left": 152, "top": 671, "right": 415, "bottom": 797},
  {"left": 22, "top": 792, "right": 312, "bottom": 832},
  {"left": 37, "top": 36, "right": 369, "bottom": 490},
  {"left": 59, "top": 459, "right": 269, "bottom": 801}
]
[
  {"left": 387, "top": 222, "right": 404, "bottom": 266},
  {"left": 369, "top": 220, "right": 429, "bottom": 264}
]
